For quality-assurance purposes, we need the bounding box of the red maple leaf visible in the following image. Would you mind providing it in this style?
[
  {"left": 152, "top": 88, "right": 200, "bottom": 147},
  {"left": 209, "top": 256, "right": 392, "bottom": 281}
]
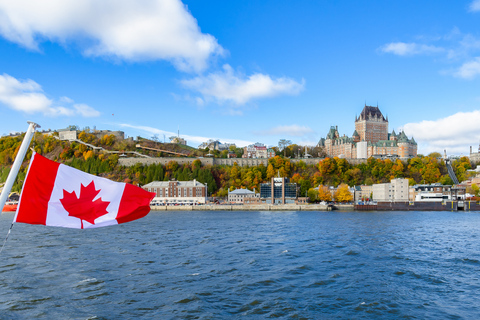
[{"left": 60, "top": 181, "right": 110, "bottom": 225}]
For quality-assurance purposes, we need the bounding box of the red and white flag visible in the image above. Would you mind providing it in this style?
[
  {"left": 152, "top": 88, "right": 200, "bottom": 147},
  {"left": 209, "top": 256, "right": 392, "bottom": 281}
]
[{"left": 15, "top": 152, "right": 155, "bottom": 229}]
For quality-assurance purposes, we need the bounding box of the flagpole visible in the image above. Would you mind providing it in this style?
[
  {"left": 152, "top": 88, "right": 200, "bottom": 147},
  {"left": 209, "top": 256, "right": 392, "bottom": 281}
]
[{"left": 0, "top": 121, "right": 40, "bottom": 212}]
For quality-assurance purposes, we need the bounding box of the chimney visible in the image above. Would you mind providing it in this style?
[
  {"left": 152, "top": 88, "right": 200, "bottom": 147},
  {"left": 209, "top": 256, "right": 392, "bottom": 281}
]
[{"left": 194, "top": 179, "right": 196, "bottom": 186}]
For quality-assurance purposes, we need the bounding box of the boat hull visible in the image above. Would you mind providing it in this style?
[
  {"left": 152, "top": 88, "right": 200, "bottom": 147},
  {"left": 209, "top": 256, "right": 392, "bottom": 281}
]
[{"left": 2, "top": 203, "right": 18, "bottom": 212}]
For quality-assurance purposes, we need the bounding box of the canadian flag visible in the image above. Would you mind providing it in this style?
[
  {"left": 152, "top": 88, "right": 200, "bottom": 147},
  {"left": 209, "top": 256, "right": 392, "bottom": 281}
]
[{"left": 15, "top": 152, "right": 155, "bottom": 229}]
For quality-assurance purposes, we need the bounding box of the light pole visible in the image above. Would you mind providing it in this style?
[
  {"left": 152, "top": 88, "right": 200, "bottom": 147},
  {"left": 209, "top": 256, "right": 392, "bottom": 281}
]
[{"left": 205, "top": 182, "right": 208, "bottom": 204}]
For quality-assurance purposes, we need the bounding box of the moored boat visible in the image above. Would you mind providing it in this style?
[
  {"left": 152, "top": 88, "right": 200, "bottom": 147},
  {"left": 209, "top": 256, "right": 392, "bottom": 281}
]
[{"left": 2, "top": 201, "right": 18, "bottom": 212}]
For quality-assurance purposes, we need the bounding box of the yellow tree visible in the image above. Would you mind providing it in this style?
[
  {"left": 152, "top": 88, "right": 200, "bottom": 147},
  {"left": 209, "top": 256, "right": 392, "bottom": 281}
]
[
  {"left": 317, "top": 185, "right": 332, "bottom": 202},
  {"left": 334, "top": 183, "right": 352, "bottom": 202},
  {"left": 266, "top": 164, "right": 275, "bottom": 179}
]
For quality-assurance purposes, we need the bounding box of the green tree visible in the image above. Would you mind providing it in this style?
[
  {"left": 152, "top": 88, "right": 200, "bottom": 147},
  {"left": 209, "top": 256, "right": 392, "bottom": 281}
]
[{"left": 307, "top": 188, "right": 318, "bottom": 202}]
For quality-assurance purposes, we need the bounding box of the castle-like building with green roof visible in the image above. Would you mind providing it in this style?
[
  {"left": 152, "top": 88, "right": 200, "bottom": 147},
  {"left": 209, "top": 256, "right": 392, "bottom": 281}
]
[{"left": 318, "top": 105, "right": 417, "bottom": 159}]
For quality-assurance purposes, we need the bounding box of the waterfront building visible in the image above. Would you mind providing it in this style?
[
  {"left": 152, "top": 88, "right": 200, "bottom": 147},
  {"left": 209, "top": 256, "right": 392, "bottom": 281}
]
[
  {"left": 227, "top": 188, "right": 259, "bottom": 203},
  {"left": 318, "top": 105, "right": 417, "bottom": 159},
  {"left": 372, "top": 178, "right": 409, "bottom": 202},
  {"left": 142, "top": 180, "right": 206, "bottom": 205},
  {"left": 259, "top": 177, "right": 297, "bottom": 204},
  {"left": 353, "top": 185, "right": 373, "bottom": 202},
  {"left": 409, "top": 183, "right": 454, "bottom": 202}
]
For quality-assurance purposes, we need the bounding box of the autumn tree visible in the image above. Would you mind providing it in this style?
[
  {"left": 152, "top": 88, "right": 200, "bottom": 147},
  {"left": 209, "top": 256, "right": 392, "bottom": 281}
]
[
  {"left": 317, "top": 185, "right": 332, "bottom": 202},
  {"left": 266, "top": 164, "right": 275, "bottom": 179},
  {"left": 334, "top": 183, "right": 353, "bottom": 202}
]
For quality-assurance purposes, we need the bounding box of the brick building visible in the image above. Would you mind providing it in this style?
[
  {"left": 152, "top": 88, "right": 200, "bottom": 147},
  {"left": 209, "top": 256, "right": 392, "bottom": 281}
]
[
  {"left": 142, "top": 180, "right": 206, "bottom": 205},
  {"left": 318, "top": 105, "right": 417, "bottom": 159}
]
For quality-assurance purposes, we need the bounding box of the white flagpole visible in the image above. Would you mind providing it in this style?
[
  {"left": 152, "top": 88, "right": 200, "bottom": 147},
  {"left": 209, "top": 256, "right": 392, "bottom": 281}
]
[{"left": 0, "top": 121, "right": 40, "bottom": 212}]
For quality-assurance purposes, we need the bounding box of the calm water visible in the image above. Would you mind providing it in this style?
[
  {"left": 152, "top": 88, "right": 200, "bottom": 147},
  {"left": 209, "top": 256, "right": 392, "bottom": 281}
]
[{"left": 1, "top": 210, "right": 480, "bottom": 319}]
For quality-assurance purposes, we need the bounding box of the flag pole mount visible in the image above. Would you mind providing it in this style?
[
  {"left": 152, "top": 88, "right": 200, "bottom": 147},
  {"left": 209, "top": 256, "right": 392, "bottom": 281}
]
[{"left": 0, "top": 121, "right": 40, "bottom": 212}]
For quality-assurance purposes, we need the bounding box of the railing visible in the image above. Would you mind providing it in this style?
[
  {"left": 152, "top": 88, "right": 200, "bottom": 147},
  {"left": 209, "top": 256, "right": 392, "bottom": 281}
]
[{"left": 445, "top": 159, "right": 459, "bottom": 185}]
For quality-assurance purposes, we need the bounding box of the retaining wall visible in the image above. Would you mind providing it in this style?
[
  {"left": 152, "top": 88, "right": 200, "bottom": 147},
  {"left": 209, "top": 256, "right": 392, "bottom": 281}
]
[{"left": 119, "top": 157, "right": 370, "bottom": 167}]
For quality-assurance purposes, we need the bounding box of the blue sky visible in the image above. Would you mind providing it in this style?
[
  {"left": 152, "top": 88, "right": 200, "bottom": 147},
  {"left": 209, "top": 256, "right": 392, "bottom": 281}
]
[{"left": 1, "top": 1, "right": 480, "bottom": 155}]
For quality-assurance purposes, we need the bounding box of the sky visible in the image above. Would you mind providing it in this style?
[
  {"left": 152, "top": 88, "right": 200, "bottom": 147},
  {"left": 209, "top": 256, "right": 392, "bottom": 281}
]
[{"left": 1, "top": 0, "right": 480, "bottom": 156}]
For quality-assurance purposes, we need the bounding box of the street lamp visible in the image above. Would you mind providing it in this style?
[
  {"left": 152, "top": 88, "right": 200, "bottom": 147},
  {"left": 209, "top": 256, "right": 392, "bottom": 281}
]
[{"left": 205, "top": 182, "right": 208, "bottom": 204}]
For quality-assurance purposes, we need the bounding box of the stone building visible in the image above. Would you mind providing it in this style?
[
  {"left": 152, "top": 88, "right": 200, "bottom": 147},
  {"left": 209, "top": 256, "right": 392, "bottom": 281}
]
[
  {"left": 242, "top": 143, "right": 275, "bottom": 159},
  {"left": 318, "top": 105, "right": 417, "bottom": 159}
]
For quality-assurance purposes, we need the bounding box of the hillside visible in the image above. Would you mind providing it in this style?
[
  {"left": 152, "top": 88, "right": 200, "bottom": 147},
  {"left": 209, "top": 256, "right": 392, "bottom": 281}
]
[{"left": 0, "top": 130, "right": 477, "bottom": 199}]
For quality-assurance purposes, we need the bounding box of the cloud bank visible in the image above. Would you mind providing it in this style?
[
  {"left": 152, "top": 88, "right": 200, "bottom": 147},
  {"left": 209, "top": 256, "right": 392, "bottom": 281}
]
[
  {"left": 402, "top": 110, "right": 480, "bottom": 155},
  {"left": 0, "top": 73, "right": 99, "bottom": 117},
  {"left": 0, "top": 0, "right": 223, "bottom": 72},
  {"left": 181, "top": 64, "right": 305, "bottom": 107}
]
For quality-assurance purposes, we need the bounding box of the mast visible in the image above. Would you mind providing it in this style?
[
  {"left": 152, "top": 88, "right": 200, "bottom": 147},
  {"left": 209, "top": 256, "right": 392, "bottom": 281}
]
[{"left": 0, "top": 121, "right": 40, "bottom": 212}]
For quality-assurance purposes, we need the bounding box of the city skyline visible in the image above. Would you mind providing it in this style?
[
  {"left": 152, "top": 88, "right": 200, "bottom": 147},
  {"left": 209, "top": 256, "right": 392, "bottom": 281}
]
[{"left": 1, "top": 1, "right": 480, "bottom": 155}]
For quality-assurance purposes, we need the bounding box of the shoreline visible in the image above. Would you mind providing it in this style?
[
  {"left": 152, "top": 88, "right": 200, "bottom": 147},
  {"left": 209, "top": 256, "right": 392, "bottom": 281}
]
[
  {"left": 150, "top": 204, "right": 349, "bottom": 211},
  {"left": 150, "top": 201, "right": 480, "bottom": 212}
]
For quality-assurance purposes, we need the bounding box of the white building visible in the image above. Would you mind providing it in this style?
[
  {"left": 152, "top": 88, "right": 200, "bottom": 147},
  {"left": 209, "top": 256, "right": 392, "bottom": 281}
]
[
  {"left": 170, "top": 136, "right": 187, "bottom": 145},
  {"left": 228, "top": 188, "right": 260, "bottom": 203},
  {"left": 198, "top": 140, "right": 235, "bottom": 151},
  {"left": 142, "top": 180, "right": 206, "bottom": 205},
  {"left": 242, "top": 143, "right": 275, "bottom": 159},
  {"left": 372, "top": 178, "right": 409, "bottom": 202}
]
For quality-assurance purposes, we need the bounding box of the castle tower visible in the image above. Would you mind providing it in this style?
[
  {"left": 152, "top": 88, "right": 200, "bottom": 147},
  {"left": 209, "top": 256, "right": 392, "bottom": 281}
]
[{"left": 355, "top": 105, "right": 388, "bottom": 143}]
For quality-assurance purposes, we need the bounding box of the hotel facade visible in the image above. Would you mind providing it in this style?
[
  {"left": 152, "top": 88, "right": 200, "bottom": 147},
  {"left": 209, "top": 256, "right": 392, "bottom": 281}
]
[{"left": 318, "top": 105, "right": 417, "bottom": 159}]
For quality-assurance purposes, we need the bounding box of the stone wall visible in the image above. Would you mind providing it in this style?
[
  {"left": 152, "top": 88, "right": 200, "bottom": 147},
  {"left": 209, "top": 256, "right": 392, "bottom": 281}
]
[{"left": 118, "top": 157, "right": 370, "bottom": 167}]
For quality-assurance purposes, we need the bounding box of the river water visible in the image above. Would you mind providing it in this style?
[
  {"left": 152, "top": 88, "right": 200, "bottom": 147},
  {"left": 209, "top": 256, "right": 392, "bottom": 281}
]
[{"left": 1, "top": 210, "right": 480, "bottom": 319}]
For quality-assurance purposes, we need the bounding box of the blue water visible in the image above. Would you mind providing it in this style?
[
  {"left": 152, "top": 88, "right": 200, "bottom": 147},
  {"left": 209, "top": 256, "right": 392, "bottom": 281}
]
[{"left": 1, "top": 210, "right": 480, "bottom": 319}]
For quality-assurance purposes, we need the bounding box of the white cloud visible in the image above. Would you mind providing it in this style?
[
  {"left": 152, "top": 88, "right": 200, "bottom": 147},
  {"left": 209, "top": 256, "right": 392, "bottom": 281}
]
[
  {"left": 402, "top": 110, "right": 480, "bottom": 155},
  {"left": 74, "top": 104, "right": 101, "bottom": 117},
  {"left": 380, "top": 42, "right": 443, "bottom": 56},
  {"left": 0, "top": 73, "right": 100, "bottom": 117},
  {"left": 254, "top": 125, "right": 314, "bottom": 137},
  {"left": 454, "top": 57, "right": 480, "bottom": 79},
  {"left": 470, "top": 0, "right": 480, "bottom": 11},
  {"left": 0, "top": 0, "right": 224, "bottom": 73},
  {"left": 380, "top": 30, "right": 480, "bottom": 80},
  {"left": 119, "top": 123, "right": 254, "bottom": 147},
  {"left": 181, "top": 64, "right": 305, "bottom": 106}
]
